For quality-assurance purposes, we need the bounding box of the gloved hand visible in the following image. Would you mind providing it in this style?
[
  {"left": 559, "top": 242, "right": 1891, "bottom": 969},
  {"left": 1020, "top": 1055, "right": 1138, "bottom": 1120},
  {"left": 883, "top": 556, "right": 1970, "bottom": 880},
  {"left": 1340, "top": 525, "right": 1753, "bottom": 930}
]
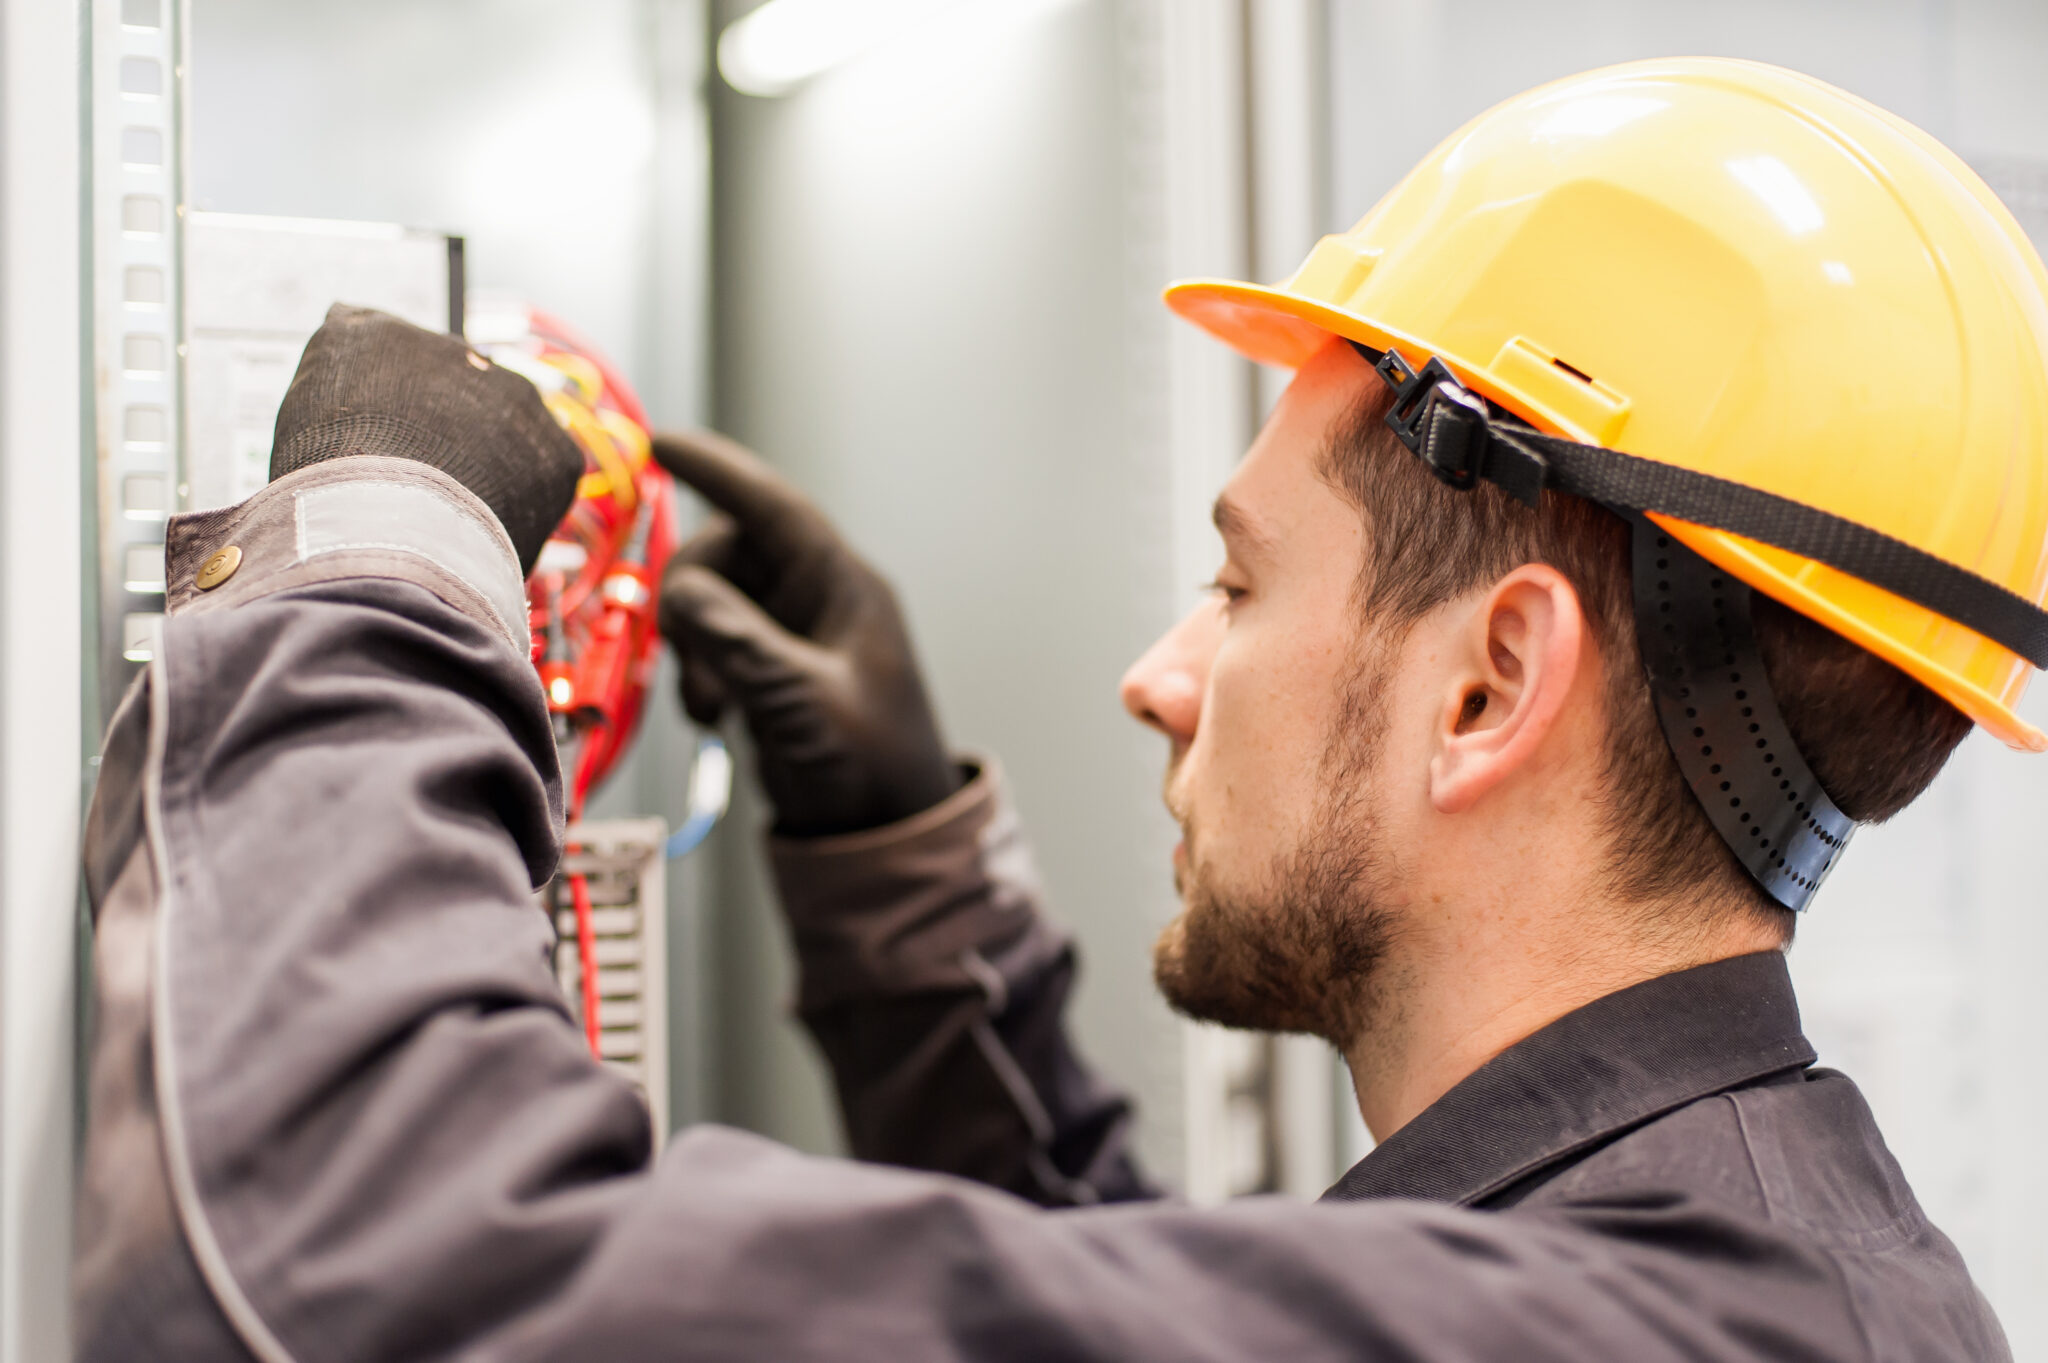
[
  {"left": 651, "top": 429, "right": 959, "bottom": 837},
  {"left": 271, "top": 304, "right": 585, "bottom": 575}
]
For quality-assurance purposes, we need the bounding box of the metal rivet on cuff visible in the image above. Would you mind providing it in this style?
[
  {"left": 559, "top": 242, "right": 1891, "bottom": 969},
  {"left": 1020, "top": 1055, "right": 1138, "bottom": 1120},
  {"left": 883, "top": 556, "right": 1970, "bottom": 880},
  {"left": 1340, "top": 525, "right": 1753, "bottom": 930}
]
[{"left": 196, "top": 545, "right": 242, "bottom": 590}]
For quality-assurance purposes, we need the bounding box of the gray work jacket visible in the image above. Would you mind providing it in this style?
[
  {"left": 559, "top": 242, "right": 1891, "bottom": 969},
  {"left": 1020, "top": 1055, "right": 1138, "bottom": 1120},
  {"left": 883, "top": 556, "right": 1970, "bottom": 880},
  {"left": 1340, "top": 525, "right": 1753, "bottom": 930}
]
[{"left": 74, "top": 456, "right": 2009, "bottom": 1361}]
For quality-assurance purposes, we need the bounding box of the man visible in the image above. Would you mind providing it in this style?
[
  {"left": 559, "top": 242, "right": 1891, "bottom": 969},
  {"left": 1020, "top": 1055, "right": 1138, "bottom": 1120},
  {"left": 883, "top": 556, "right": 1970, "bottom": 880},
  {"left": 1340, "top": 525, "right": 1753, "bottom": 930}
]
[{"left": 74, "top": 58, "right": 2040, "bottom": 1360}]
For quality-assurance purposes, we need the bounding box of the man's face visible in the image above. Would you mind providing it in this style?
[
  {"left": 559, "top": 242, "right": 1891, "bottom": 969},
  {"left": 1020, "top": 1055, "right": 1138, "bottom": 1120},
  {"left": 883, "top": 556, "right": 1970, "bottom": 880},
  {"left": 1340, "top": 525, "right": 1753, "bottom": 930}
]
[{"left": 1123, "top": 340, "right": 1428, "bottom": 1044}]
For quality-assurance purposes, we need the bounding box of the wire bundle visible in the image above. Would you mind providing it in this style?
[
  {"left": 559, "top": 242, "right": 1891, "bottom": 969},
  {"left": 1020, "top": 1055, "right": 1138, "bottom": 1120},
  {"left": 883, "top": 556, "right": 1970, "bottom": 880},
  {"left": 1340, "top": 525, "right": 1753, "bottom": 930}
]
[{"left": 483, "top": 307, "right": 677, "bottom": 1057}]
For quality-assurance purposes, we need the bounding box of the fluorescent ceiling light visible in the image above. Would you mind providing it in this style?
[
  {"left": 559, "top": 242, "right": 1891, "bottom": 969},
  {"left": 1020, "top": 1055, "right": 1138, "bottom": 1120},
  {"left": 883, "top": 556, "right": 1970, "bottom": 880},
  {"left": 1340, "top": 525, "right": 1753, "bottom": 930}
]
[{"left": 717, "top": 0, "right": 953, "bottom": 97}]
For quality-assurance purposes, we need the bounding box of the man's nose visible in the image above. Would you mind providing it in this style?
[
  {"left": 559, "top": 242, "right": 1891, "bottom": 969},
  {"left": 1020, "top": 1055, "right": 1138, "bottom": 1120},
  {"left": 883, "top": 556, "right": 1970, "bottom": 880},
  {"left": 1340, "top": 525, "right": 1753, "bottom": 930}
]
[{"left": 1120, "top": 598, "right": 1219, "bottom": 744}]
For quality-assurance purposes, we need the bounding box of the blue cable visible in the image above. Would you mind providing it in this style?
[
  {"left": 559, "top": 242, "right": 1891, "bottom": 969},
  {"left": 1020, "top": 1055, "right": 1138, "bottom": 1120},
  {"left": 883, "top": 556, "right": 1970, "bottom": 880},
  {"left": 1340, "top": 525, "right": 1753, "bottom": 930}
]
[{"left": 664, "top": 735, "right": 733, "bottom": 859}]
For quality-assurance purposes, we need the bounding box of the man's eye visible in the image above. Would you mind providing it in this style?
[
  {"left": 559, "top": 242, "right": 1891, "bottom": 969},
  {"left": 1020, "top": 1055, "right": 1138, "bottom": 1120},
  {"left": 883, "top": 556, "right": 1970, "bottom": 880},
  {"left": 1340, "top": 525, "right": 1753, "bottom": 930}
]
[{"left": 1203, "top": 579, "right": 1247, "bottom": 605}]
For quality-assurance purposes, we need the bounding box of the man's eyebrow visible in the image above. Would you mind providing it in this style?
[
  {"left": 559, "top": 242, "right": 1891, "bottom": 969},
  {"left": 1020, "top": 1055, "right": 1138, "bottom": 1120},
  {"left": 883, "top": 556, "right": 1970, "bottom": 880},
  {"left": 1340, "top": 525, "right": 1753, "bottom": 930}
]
[{"left": 1212, "top": 494, "right": 1277, "bottom": 558}]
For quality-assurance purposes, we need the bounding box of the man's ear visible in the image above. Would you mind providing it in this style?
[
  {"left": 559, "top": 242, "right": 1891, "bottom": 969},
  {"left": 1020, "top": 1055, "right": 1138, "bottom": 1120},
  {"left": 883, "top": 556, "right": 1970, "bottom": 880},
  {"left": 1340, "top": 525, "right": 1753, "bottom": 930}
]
[{"left": 1428, "top": 564, "right": 1587, "bottom": 815}]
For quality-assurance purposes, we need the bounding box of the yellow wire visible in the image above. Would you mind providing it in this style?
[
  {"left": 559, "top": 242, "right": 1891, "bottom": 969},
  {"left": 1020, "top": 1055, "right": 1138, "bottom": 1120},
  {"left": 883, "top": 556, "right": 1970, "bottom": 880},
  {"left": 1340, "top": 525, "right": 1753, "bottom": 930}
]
[
  {"left": 598, "top": 406, "right": 652, "bottom": 468},
  {"left": 542, "top": 353, "right": 605, "bottom": 407},
  {"left": 546, "top": 390, "right": 638, "bottom": 516}
]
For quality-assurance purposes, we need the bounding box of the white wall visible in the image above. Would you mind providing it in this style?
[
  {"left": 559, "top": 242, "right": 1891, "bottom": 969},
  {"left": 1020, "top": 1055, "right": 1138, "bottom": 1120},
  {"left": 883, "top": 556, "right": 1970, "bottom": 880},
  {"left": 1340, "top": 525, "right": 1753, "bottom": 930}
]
[
  {"left": 0, "top": 3, "right": 83, "bottom": 1357},
  {"left": 190, "top": 0, "right": 665, "bottom": 390},
  {"left": 1324, "top": 2, "right": 2048, "bottom": 1350},
  {"left": 707, "top": 0, "right": 1233, "bottom": 1177}
]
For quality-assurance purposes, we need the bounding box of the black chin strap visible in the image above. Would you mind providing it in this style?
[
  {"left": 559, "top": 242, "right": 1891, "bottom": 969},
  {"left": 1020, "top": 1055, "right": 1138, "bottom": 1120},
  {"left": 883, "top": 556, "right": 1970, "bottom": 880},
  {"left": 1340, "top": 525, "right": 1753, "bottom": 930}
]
[
  {"left": 1354, "top": 343, "right": 2048, "bottom": 669},
  {"left": 1348, "top": 340, "right": 1883, "bottom": 910},
  {"left": 1628, "top": 514, "right": 1853, "bottom": 907}
]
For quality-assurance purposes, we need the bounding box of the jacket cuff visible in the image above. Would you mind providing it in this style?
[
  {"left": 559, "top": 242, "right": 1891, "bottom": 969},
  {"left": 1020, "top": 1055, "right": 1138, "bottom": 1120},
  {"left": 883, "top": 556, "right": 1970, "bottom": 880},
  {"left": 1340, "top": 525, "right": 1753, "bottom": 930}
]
[
  {"left": 771, "top": 758, "right": 1069, "bottom": 1011},
  {"left": 163, "top": 456, "right": 530, "bottom": 658}
]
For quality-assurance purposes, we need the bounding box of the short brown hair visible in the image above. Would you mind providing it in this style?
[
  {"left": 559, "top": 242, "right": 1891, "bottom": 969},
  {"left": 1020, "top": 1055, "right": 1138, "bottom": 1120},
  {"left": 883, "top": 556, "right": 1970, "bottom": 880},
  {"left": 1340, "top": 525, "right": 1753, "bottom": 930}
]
[{"left": 1319, "top": 384, "right": 1972, "bottom": 938}]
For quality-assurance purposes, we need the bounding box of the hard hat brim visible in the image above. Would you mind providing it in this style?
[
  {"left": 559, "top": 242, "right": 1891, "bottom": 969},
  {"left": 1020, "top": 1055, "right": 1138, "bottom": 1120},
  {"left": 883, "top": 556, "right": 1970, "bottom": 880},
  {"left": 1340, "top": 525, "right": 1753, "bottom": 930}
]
[{"left": 1163, "top": 276, "right": 2048, "bottom": 753}]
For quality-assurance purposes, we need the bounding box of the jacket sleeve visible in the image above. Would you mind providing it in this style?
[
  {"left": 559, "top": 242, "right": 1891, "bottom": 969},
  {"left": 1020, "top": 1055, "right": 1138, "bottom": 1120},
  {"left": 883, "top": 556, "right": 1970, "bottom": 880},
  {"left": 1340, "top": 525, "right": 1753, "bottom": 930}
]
[
  {"left": 73, "top": 456, "right": 1874, "bottom": 1363},
  {"left": 768, "top": 768, "right": 1154, "bottom": 1206}
]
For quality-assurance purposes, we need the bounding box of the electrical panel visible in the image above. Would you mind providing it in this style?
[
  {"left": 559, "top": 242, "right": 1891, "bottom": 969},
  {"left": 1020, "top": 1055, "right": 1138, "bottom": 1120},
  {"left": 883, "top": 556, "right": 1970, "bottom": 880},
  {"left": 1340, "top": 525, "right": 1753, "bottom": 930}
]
[
  {"left": 90, "top": 204, "right": 460, "bottom": 721},
  {"left": 87, "top": 192, "right": 677, "bottom": 1133},
  {"left": 183, "top": 212, "right": 462, "bottom": 512}
]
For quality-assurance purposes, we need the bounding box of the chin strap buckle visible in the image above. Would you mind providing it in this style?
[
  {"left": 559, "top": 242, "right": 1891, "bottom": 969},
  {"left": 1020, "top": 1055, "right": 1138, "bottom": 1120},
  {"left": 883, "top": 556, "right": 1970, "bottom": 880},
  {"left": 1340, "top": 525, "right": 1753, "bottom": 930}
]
[{"left": 1371, "top": 346, "right": 1547, "bottom": 507}]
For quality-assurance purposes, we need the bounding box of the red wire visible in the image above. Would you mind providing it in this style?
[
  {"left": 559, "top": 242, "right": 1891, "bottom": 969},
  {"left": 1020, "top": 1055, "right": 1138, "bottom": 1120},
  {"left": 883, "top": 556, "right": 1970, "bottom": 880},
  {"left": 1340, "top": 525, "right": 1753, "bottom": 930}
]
[
  {"left": 520, "top": 304, "right": 672, "bottom": 1064},
  {"left": 565, "top": 720, "right": 609, "bottom": 1060},
  {"left": 553, "top": 495, "right": 624, "bottom": 623},
  {"left": 568, "top": 869, "right": 602, "bottom": 1056}
]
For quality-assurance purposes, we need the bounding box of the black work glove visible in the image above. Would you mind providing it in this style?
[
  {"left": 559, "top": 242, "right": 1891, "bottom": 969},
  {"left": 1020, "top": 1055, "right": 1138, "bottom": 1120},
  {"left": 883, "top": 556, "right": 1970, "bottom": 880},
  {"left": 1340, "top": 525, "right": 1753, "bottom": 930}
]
[
  {"left": 271, "top": 303, "right": 585, "bottom": 576},
  {"left": 651, "top": 429, "right": 959, "bottom": 838}
]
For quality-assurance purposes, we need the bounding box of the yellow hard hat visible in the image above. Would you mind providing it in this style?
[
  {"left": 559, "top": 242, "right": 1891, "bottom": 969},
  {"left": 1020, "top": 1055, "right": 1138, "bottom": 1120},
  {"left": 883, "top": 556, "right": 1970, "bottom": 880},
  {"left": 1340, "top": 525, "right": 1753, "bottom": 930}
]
[{"left": 1167, "top": 56, "right": 2048, "bottom": 752}]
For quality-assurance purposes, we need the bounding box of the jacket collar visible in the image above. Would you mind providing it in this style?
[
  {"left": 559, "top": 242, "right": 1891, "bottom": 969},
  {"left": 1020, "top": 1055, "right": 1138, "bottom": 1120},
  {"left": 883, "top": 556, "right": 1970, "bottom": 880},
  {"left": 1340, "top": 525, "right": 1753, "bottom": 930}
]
[{"left": 1320, "top": 951, "right": 1815, "bottom": 1207}]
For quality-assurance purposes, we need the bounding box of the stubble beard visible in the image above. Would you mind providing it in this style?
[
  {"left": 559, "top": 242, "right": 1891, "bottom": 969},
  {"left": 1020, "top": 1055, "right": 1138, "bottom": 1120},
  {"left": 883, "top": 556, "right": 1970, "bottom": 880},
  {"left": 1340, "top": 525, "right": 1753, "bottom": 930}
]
[{"left": 1151, "top": 641, "right": 1406, "bottom": 1048}]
